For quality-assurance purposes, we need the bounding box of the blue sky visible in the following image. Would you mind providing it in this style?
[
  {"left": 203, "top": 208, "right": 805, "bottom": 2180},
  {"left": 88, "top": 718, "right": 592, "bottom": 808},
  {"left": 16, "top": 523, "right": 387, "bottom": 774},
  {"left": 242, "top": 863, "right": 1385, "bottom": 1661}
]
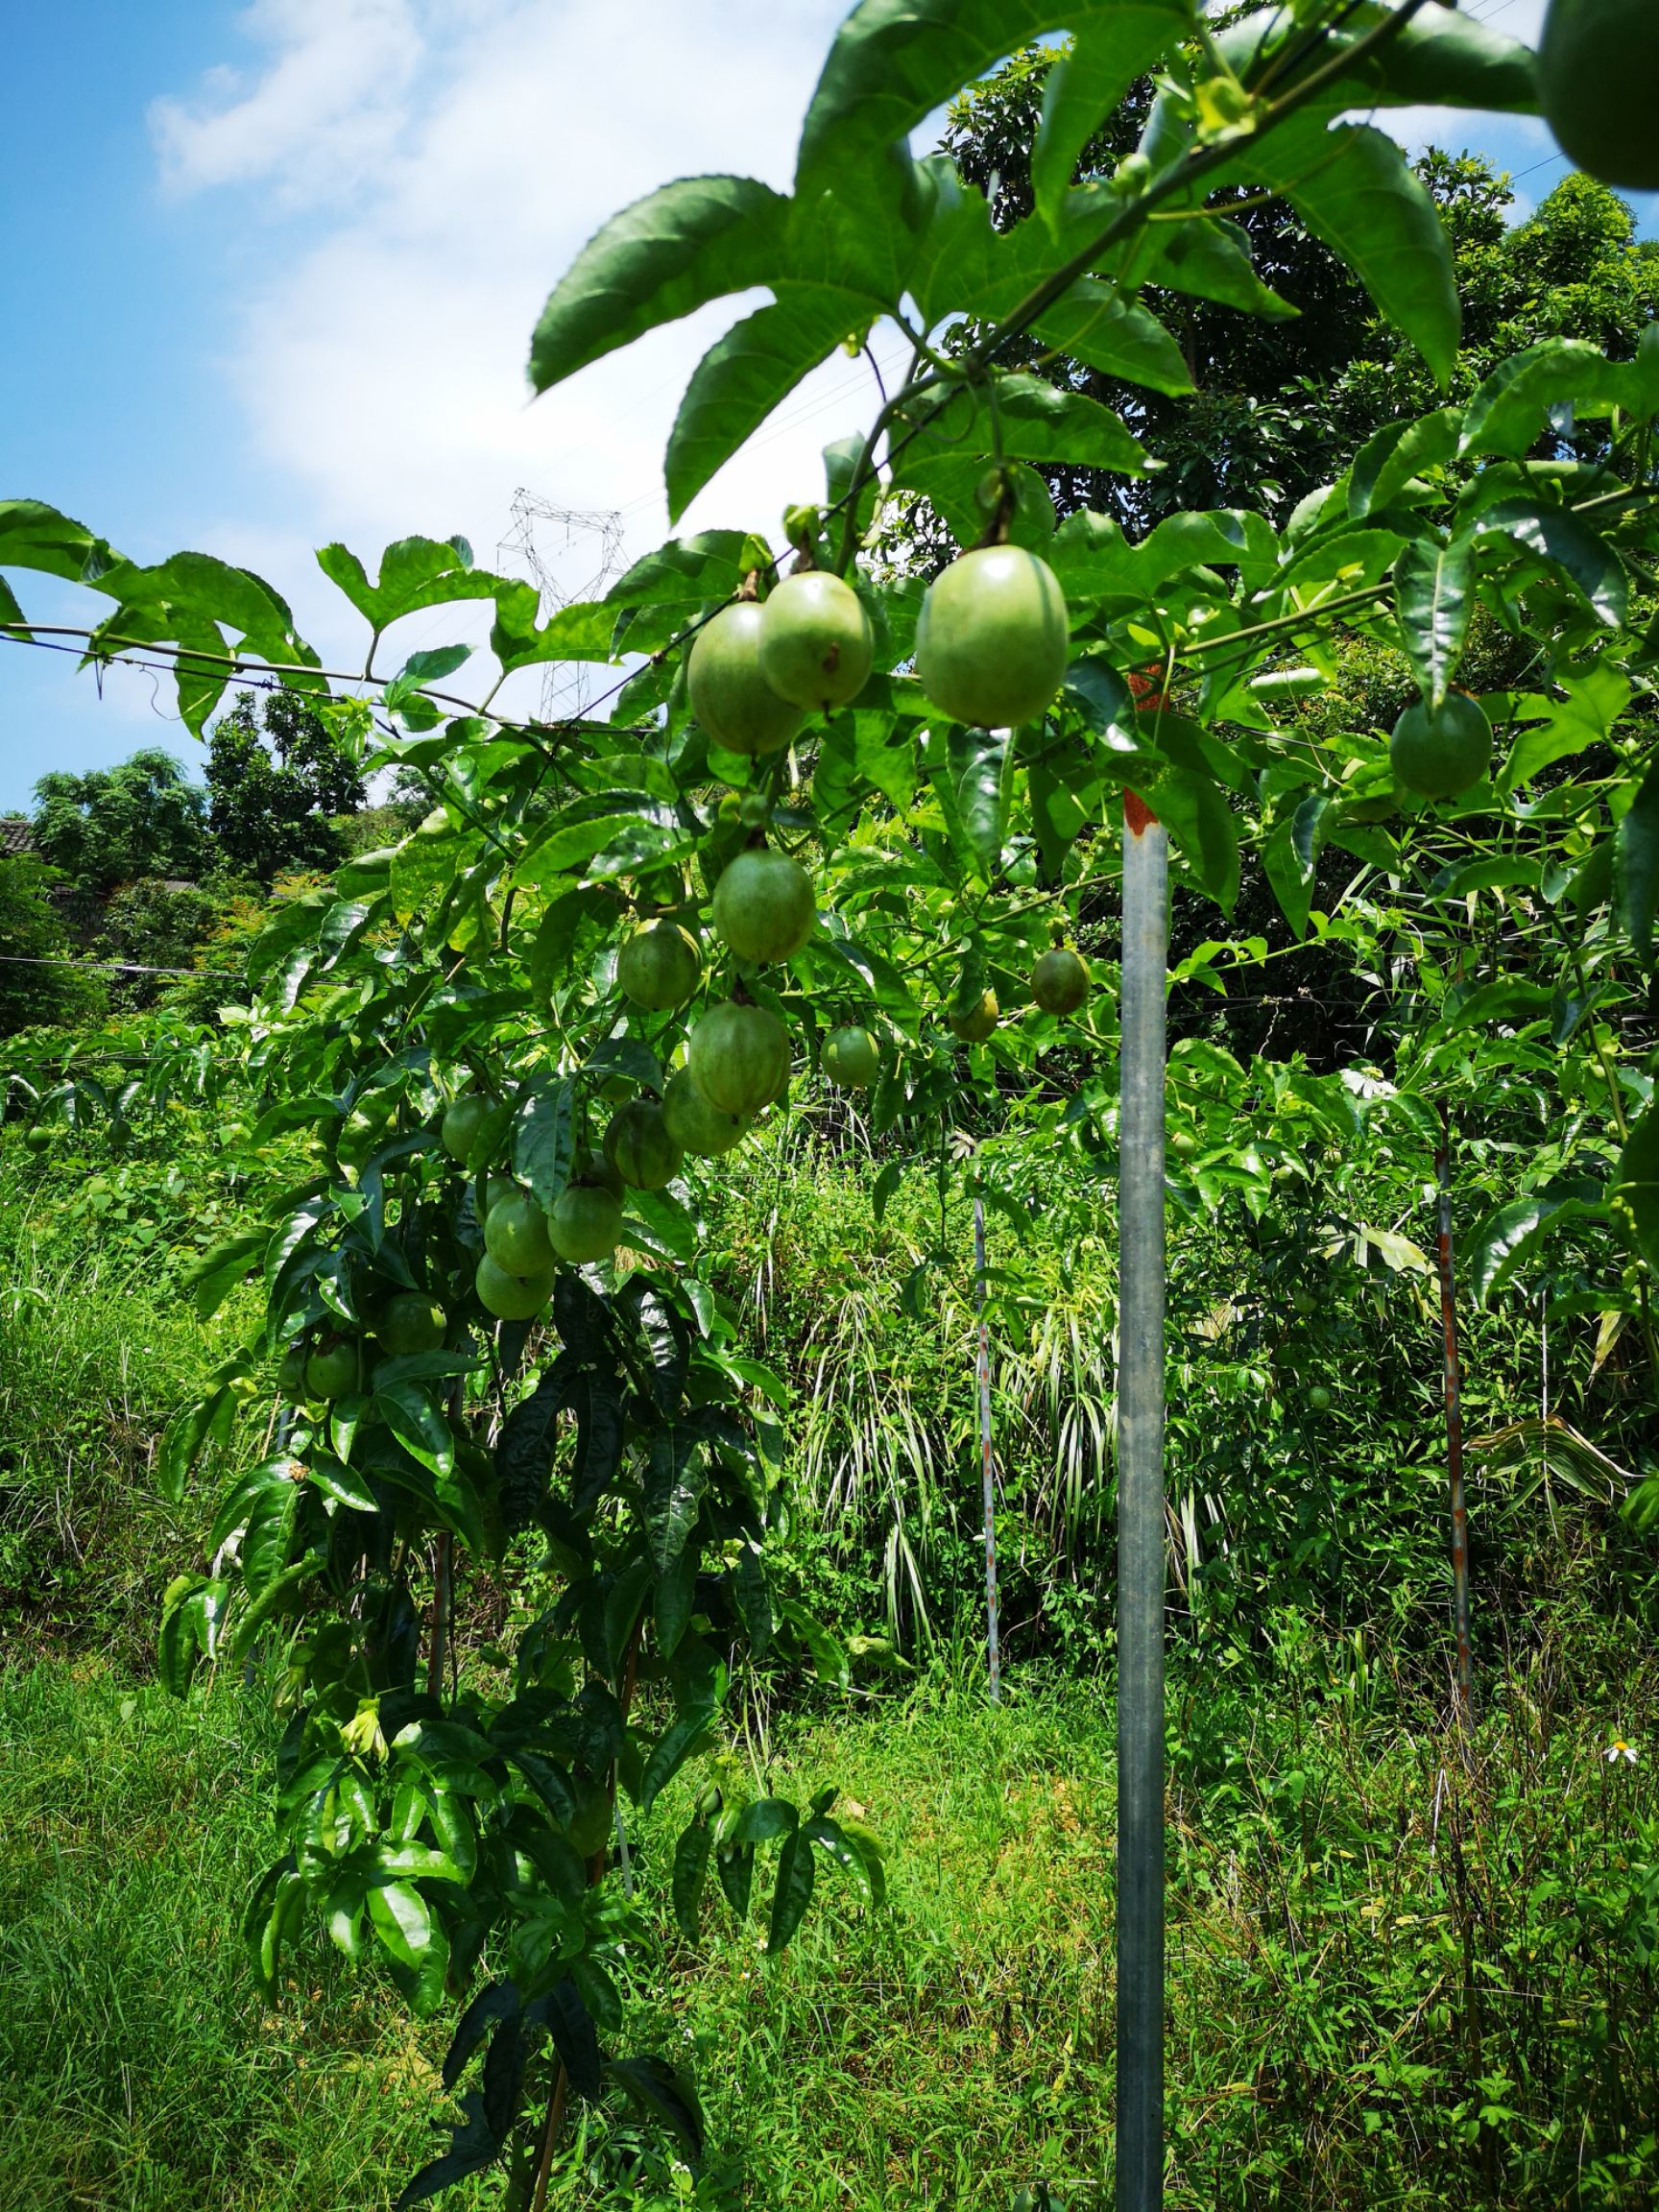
[{"left": 0, "top": 0, "right": 1647, "bottom": 813}]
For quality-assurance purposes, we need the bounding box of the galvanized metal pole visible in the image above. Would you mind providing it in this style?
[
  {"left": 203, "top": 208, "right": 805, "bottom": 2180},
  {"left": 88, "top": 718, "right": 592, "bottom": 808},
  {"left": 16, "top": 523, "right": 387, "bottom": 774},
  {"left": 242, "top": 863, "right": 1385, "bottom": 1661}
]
[
  {"left": 1117, "top": 792, "right": 1166, "bottom": 2212},
  {"left": 974, "top": 1188, "right": 1002, "bottom": 1703},
  {"left": 1434, "top": 1103, "right": 1475, "bottom": 1732}
]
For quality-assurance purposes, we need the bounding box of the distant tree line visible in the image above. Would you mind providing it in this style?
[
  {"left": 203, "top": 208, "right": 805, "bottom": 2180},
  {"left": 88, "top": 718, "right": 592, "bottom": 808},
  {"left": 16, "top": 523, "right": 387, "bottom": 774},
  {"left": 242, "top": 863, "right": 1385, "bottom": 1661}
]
[{"left": 0, "top": 688, "right": 418, "bottom": 1037}]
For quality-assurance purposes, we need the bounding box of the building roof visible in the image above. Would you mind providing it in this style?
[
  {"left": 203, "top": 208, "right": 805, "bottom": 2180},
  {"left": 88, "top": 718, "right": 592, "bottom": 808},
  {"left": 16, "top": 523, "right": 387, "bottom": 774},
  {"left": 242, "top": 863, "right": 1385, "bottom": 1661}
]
[{"left": 0, "top": 816, "right": 36, "bottom": 856}]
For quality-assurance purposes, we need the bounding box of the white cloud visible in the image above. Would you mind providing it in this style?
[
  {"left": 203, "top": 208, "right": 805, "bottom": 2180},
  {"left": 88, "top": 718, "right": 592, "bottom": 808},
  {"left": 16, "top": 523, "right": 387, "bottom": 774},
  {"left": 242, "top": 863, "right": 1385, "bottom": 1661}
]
[
  {"left": 151, "top": 0, "right": 423, "bottom": 204},
  {"left": 150, "top": 0, "right": 904, "bottom": 701}
]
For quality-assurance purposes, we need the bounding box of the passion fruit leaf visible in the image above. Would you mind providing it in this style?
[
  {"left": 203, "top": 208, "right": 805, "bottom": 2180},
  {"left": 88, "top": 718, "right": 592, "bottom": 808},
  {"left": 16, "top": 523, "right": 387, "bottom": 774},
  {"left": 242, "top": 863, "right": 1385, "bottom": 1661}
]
[
  {"left": 666, "top": 285, "right": 864, "bottom": 520},
  {"left": 1120, "top": 213, "right": 1297, "bottom": 322},
  {"left": 1262, "top": 790, "right": 1334, "bottom": 939},
  {"left": 1349, "top": 405, "right": 1461, "bottom": 519},
  {"left": 1614, "top": 1104, "right": 1659, "bottom": 1274},
  {"left": 0, "top": 495, "right": 119, "bottom": 585},
  {"left": 607, "top": 2056, "right": 705, "bottom": 2165},
  {"left": 1615, "top": 754, "right": 1659, "bottom": 959},
  {"left": 1030, "top": 282, "right": 1194, "bottom": 397},
  {"left": 949, "top": 725, "right": 1014, "bottom": 879},
  {"left": 529, "top": 176, "right": 790, "bottom": 395},
  {"left": 1395, "top": 537, "right": 1473, "bottom": 709},
  {"left": 800, "top": 0, "right": 1189, "bottom": 201},
  {"left": 1467, "top": 1188, "right": 1605, "bottom": 1308},
  {"left": 1459, "top": 333, "right": 1659, "bottom": 459},
  {"left": 1472, "top": 496, "right": 1626, "bottom": 627},
  {"left": 315, "top": 535, "right": 486, "bottom": 630},
  {"left": 637, "top": 1693, "right": 719, "bottom": 1818},
  {"left": 900, "top": 371, "right": 1148, "bottom": 477},
  {"left": 1219, "top": 117, "right": 1459, "bottom": 388},
  {"left": 1027, "top": 3, "right": 1204, "bottom": 220}
]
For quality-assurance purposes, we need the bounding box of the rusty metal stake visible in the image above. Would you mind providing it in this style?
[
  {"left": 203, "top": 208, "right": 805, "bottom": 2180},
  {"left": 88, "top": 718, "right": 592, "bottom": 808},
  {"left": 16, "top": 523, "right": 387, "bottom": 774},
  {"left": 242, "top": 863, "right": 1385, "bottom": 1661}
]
[
  {"left": 1434, "top": 1103, "right": 1475, "bottom": 1732},
  {"left": 1118, "top": 792, "right": 1167, "bottom": 2212},
  {"left": 974, "top": 1188, "right": 1002, "bottom": 1702}
]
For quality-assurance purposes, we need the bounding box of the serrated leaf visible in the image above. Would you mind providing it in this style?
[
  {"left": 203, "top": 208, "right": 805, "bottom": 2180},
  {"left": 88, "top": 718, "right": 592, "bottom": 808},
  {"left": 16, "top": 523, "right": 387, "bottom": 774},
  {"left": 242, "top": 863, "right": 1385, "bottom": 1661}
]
[
  {"left": 1031, "top": 283, "right": 1193, "bottom": 396},
  {"left": 766, "top": 1826, "right": 816, "bottom": 1955},
  {"left": 1349, "top": 406, "right": 1460, "bottom": 518},
  {"left": 1473, "top": 497, "right": 1626, "bottom": 628},
  {"left": 1617, "top": 756, "right": 1659, "bottom": 960},
  {"left": 638, "top": 1695, "right": 719, "bottom": 1818},
  {"left": 667, "top": 286, "right": 862, "bottom": 520},
  {"left": 1394, "top": 537, "right": 1472, "bottom": 709},
  {"left": 1460, "top": 332, "right": 1659, "bottom": 459},
  {"left": 530, "top": 176, "right": 791, "bottom": 395},
  {"left": 181, "top": 1232, "right": 266, "bottom": 1322},
  {"left": 1227, "top": 118, "right": 1458, "bottom": 388}
]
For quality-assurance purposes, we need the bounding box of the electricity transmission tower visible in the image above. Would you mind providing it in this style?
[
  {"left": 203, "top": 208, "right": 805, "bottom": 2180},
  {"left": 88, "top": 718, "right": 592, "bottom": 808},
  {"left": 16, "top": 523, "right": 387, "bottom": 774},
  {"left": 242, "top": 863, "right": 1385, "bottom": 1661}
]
[{"left": 496, "top": 490, "right": 626, "bottom": 719}]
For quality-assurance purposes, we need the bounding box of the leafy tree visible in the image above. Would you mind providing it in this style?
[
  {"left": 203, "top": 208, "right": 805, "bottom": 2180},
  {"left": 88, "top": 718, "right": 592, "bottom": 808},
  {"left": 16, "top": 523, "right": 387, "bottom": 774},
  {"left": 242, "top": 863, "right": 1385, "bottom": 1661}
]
[
  {"left": 204, "top": 688, "right": 367, "bottom": 885},
  {"left": 31, "top": 749, "right": 207, "bottom": 899},
  {"left": 936, "top": 51, "right": 1659, "bottom": 532},
  {"left": 9, "top": 1, "right": 1659, "bottom": 2200},
  {"left": 96, "top": 878, "right": 223, "bottom": 1011},
  {"left": 0, "top": 857, "right": 105, "bottom": 1036}
]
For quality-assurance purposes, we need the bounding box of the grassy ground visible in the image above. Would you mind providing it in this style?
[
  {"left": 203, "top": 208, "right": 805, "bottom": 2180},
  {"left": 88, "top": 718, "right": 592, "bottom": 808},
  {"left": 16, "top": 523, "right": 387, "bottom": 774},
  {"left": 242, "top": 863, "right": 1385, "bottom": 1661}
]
[{"left": 6, "top": 1647, "right": 1659, "bottom": 2212}]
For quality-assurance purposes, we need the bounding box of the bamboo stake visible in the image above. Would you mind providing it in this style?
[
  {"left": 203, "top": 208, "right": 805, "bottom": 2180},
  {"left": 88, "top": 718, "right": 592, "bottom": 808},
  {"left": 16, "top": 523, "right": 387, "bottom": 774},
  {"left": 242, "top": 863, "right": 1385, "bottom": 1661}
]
[
  {"left": 1434, "top": 1103, "right": 1475, "bottom": 1731},
  {"left": 974, "top": 1188, "right": 1001, "bottom": 1703},
  {"left": 1117, "top": 792, "right": 1167, "bottom": 2212}
]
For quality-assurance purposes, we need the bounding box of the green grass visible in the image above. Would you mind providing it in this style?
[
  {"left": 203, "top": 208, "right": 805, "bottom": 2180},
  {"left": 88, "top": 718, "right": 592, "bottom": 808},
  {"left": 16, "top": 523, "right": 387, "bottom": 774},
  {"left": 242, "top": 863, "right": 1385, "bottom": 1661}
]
[{"left": 6, "top": 1648, "right": 1659, "bottom": 2212}]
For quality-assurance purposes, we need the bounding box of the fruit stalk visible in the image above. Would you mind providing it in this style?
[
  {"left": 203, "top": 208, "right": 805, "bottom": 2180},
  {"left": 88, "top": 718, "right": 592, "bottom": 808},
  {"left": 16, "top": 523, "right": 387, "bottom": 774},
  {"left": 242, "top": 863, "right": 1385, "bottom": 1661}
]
[
  {"left": 1117, "top": 792, "right": 1167, "bottom": 2212},
  {"left": 973, "top": 1189, "right": 1001, "bottom": 1705},
  {"left": 1434, "top": 1105, "right": 1476, "bottom": 1734}
]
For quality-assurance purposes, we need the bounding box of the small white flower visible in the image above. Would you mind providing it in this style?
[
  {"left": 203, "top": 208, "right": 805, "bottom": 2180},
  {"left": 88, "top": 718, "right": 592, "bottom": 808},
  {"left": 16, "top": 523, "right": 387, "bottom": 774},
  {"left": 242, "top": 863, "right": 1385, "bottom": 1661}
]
[{"left": 1605, "top": 1739, "right": 1639, "bottom": 1765}]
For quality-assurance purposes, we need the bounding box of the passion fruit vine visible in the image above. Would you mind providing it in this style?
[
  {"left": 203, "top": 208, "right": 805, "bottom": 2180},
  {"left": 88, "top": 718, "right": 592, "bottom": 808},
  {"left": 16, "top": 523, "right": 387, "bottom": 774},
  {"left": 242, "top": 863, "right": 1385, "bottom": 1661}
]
[
  {"left": 686, "top": 603, "right": 805, "bottom": 757},
  {"left": 823, "top": 1025, "right": 879, "bottom": 1089},
  {"left": 1540, "top": 0, "right": 1659, "bottom": 191},
  {"left": 757, "top": 570, "right": 874, "bottom": 711},
  {"left": 688, "top": 1000, "right": 791, "bottom": 1118},
  {"left": 661, "top": 1068, "right": 749, "bottom": 1157},
  {"left": 916, "top": 545, "right": 1070, "bottom": 728},
  {"left": 616, "top": 919, "right": 701, "bottom": 1010},
  {"left": 548, "top": 1182, "right": 624, "bottom": 1264},
  {"left": 604, "top": 1099, "right": 682, "bottom": 1190},
  {"left": 1389, "top": 692, "right": 1493, "bottom": 800},
  {"left": 1032, "top": 947, "right": 1090, "bottom": 1017},
  {"left": 710, "top": 848, "right": 817, "bottom": 965},
  {"left": 484, "top": 1190, "right": 555, "bottom": 1275}
]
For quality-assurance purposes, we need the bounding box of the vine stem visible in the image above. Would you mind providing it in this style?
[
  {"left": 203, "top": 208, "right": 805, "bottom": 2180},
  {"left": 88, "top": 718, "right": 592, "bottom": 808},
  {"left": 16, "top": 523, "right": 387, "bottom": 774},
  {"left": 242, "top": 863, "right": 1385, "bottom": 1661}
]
[{"left": 528, "top": 2064, "right": 569, "bottom": 2212}]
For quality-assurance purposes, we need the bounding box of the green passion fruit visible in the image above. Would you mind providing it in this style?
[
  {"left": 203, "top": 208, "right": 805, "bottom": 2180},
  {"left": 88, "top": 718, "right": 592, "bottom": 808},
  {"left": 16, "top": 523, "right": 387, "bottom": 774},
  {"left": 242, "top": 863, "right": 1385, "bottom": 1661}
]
[
  {"left": 950, "top": 988, "right": 999, "bottom": 1044},
  {"left": 688, "top": 1000, "right": 791, "bottom": 1118},
  {"left": 440, "top": 1093, "right": 493, "bottom": 1165},
  {"left": 23, "top": 1124, "right": 55, "bottom": 1153},
  {"left": 305, "top": 1340, "right": 361, "bottom": 1400},
  {"left": 1032, "top": 947, "right": 1090, "bottom": 1017},
  {"left": 604, "top": 1099, "right": 682, "bottom": 1190},
  {"left": 1307, "top": 1383, "right": 1334, "bottom": 1413},
  {"left": 1540, "top": 0, "right": 1659, "bottom": 191},
  {"left": 548, "top": 1182, "right": 624, "bottom": 1264},
  {"left": 484, "top": 1190, "right": 555, "bottom": 1275},
  {"left": 1389, "top": 692, "right": 1493, "bottom": 800},
  {"left": 823, "top": 1024, "right": 879, "bottom": 1090},
  {"left": 378, "top": 1293, "right": 447, "bottom": 1358},
  {"left": 475, "top": 1254, "right": 557, "bottom": 1321},
  {"left": 915, "top": 546, "right": 1069, "bottom": 728},
  {"left": 616, "top": 919, "right": 701, "bottom": 1011},
  {"left": 710, "top": 848, "right": 816, "bottom": 965},
  {"left": 757, "top": 570, "right": 874, "bottom": 711},
  {"left": 686, "top": 603, "right": 805, "bottom": 757},
  {"left": 660, "top": 1067, "right": 749, "bottom": 1157}
]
